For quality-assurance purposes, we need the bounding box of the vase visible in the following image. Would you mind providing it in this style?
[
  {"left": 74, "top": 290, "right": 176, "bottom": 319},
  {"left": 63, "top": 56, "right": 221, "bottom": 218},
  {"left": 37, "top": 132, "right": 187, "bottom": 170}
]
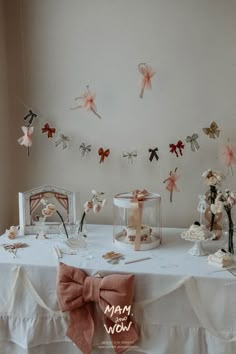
[{"left": 204, "top": 190, "right": 222, "bottom": 239}]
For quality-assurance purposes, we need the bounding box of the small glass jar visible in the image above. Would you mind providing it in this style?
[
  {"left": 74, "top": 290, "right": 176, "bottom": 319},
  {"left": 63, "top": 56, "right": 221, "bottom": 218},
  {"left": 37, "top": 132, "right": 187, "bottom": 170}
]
[{"left": 113, "top": 191, "right": 161, "bottom": 251}]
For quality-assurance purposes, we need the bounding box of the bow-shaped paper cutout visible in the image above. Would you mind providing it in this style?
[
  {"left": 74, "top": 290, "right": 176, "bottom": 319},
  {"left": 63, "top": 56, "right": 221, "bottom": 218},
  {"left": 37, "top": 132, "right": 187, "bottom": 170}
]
[
  {"left": 169, "top": 140, "right": 184, "bottom": 157},
  {"left": 55, "top": 133, "right": 70, "bottom": 150},
  {"left": 123, "top": 151, "right": 137, "bottom": 164},
  {"left": 23, "top": 109, "right": 38, "bottom": 126},
  {"left": 202, "top": 121, "right": 220, "bottom": 139},
  {"left": 80, "top": 142, "right": 92, "bottom": 157},
  {"left": 42, "top": 123, "right": 56, "bottom": 138},
  {"left": 57, "top": 263, "right": 139, "bottom": 354},
  {"left": 149, "top": 147, "right": 159, "bottom": 162},
  {"left": 98, "top": 147, "right": 110, "bottom": 163},
  {"left": 186, "top": 134, "right": 200, "bottom": 152},
  {"left": 17, "top": 126, "right": 34, "bottom": 156}
]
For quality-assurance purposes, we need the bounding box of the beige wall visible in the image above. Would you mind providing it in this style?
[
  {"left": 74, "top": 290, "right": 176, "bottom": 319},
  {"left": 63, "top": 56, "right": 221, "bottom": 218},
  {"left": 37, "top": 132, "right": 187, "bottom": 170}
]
[
  {"left": 5, "top": 0, "right": 236, "bottom": 227},
  {"left": 0, "top": 0, "right": 12, "bottom": 232}
]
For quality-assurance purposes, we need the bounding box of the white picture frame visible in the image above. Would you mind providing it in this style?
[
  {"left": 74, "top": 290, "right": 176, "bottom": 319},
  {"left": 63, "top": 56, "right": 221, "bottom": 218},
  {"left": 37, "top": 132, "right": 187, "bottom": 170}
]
[{"left": 19, "top": 185, "right": 76, "bottom": 235}]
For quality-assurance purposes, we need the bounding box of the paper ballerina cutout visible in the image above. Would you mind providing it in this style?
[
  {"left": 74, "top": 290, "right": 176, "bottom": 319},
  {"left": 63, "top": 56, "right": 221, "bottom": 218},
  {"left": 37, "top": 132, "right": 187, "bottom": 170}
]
[
  {"left": 23, "top": 109, "right": 38, "bottom": 126},
  {"left": 186, "top": 134, "right": 200, "bottom": 152},
  {"left": 98, "top": 147, "right": 110, "bottom": 163},
  {"left": 138, "top": 63, "right": 155, "bottom": 98},
  {"left": 202, "top": 121, "right": 220, "bottom": 139},
  {"left": 169, "top": 140, "right": 184, "bottom": 157},
  {"left": 222, "top": 141, "right": 236, "bottom": 175},
  {"left": 42, "top": 123, "right": 56, "bottom": 138},
  {"left": 71, "top": 85, "right": 102, "bottom": 119},
  {"left": 55, "top": 133, "right": 70, "bottom": 150},
  {"left": 80, "top": 142, "right": 92, "bottom": 157},
  {"left": 149, "top": 147, "right": 159, "bottom": 162},
  {"left": 18, "top": 126, "right": 34, "bottom": 156},
  {"left": 163, "top": 167, "right": 180, "bottom": 203},
  {"left": 123, "top": 150, "right": 137, "bottom": 164}
]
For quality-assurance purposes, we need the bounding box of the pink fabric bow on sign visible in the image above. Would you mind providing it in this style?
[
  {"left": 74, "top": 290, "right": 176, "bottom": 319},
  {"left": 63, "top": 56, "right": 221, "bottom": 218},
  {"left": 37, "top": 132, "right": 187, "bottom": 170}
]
[{"left": 57, "top": 263, "right": 139, "bottom": 354}]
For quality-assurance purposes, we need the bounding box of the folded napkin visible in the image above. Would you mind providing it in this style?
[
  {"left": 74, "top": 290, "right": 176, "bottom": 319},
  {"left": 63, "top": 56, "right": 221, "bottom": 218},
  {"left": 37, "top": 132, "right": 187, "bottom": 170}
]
[
  {"left": 208, "top": 249, "right": 233, "bottom": 268},
  {"left": 57, "top": 263, "right": 139, "bottom": 354}
]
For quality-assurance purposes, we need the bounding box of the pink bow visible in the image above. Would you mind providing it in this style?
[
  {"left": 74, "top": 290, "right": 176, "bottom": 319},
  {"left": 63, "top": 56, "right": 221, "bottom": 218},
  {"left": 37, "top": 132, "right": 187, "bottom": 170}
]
[
  {"left": 17, "top": 126, "right": 34, "bottom": 147},
  {"left": 57, "top": 263, "right": 139, "bottom": 354}
]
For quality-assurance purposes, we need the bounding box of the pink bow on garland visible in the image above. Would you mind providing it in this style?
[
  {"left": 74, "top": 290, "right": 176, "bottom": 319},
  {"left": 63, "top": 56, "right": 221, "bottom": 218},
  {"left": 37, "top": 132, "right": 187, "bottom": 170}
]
[
  {"left": 57, "top": 263, "right": 139, "bottom": 354},
  {"left": 17, "top": 126, "right": 34, "bottom": 156}
]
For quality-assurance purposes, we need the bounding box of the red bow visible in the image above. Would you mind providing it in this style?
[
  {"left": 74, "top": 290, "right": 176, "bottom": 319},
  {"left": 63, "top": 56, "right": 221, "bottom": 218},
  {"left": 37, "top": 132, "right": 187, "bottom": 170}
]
[
  {"left": 98, "top": 147, "right": 110, "bottom": 163},
  {"left": 42, "top": 123, "right": 56, "bottom": 138},
  {"left": 57, "top": 263, "right": 139, "bottom": 354},
  {"left": 169, "top": 140, "right": 184, "bottom": 157}
]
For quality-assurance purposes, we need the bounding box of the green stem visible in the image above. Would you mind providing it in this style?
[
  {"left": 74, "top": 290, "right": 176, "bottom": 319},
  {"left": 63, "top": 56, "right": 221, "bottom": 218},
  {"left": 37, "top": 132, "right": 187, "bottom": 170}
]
[{"left": 56, "top": 210, "right": 69, "bottom": 239}]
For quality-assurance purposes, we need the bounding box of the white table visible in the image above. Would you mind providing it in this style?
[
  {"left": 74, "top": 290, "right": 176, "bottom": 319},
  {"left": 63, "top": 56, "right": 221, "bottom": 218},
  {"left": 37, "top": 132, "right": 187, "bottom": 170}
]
[{"left": 0, "top": 225, "right": 236, "bottom": 354}]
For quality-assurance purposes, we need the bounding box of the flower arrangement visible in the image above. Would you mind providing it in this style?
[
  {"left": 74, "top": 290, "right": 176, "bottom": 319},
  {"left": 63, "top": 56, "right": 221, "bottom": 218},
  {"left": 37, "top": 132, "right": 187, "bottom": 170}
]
[
  {"left": 211, "top": 190, "right": 236, "bottom": 254},
  {"left": 79, "top": 190, "right": 107, "bottom": 236},
  {"left": 5, "top": 226, "right": 19, "bottom": 240},
  {"left": 40, "top": 200, "right": 69, "bottom": 239},
  {"left": 202, "top": 169, "right": 225, "bottom": 231}
]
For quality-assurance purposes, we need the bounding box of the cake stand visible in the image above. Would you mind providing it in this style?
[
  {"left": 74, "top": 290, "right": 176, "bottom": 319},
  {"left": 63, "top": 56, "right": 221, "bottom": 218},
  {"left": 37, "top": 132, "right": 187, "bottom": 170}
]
[
  {"left": 184, "top": 238, "right": 209, "bottom": 256},
  {"left": 181, "top": 225, "right": 215, "bottom": 256}
]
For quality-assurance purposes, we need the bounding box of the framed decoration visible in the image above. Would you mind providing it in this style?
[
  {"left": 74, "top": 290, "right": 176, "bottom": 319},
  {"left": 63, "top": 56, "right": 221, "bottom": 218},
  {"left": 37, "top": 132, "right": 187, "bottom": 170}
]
[{"left": 19, "top": 185, "right": 76, "bottom": 235}]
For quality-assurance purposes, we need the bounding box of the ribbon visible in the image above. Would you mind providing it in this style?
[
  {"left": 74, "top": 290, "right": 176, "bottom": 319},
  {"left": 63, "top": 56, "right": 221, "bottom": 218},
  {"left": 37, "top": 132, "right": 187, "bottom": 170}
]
[
  {"left": 163, "top": 168, "right": 179, "bottom": 203},
  {"left": 123, "top": 151, "right": 137, "bottom": 164},
  {"left": 17, "top": 126, "right": 34, "bottom": 156},
  {"left": 169, "top": 140, "right": 184, "bottom": 157},
  {"left": 149, "top": 147, "right": 159, "bottom": 162},
  {"left": 186, "top": 134, "right": 199, "bottom": 152},
  {"left": 55, "top": 133, "right": 70, "bottom": 150},
  {"left": 98, "top": 147, "right": 110, "bottom": 163},
  {"left": 138, "top": 63, "right": 155, "bottom": 99},
  {"left": 202, "top": 121, "right": 220, "bottom": 139},
  {"left": 130, "top": 190, "right": 149, "bottom": 251},
  {"left": 80, "top": 142, "right": 92, "bottom": 157},
  {"left": 23, "top": 109, "right": 38, "bottom": 126},
  {"left": 42, "top": 123, "right": 56, "bottom": 138},
  {"left": 57, "top": 263, "right": 139, "bottom": 354}
]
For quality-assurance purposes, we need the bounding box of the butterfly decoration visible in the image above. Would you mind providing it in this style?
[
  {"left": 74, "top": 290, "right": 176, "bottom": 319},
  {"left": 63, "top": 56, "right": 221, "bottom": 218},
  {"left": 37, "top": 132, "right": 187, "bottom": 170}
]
[
  {"left": 23, "top": 109, "right": 38, "bottom": 126},
  {"left": 169, "top": 140, "right": 184, "bottom": 157},
  {"left": 122, "top": 150, "right": 138, "bottom": 164},
  {"left": 42, "top": 123, "right": 56, "bottom": 138},
  {"left": 17, "top": 126, "right": 34, "bottom": 156},
  {"left": 98, "top": 147, "right": 110, "bottom": 163},
  {"left": 149, "top": 147, "right": 159, "bottom": 162},
  {"left": 80, "top": 142, "right": 92, "bottom": 157},
  {"left": 202, "top": 121, "right": 220, "bottom": 139},
  {"left": 55, "top": 133, "right": 71, "bottom": 150},
  {"left": 138, "top": 63, "right": 155, "bottom": 99},
  {"left": 186, "top": 134, "right": 200, "bottom": 152},
  {"left": 221, "top": 140, "right": 236, "bottom": 176},
  {"left": 163, "top": 167, "right": 180, "bottom": 203},
  {"left": 71, "top": 85, "right": 102, "bottom": 119}
]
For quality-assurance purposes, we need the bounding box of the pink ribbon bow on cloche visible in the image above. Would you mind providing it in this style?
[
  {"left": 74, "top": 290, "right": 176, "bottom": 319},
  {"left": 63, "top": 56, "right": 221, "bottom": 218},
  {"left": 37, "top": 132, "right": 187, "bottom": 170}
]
[{"left": 57, "top": 263, "right": 139, "bottom": 354}]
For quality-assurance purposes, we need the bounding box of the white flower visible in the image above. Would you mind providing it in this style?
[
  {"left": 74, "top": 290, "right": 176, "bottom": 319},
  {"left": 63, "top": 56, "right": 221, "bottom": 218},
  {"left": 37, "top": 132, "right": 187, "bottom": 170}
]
[
  {"left": 101, "top": 199, "right": 107, "bottom": 207},
  {"left": 93, "top": 203, "right": 102, "bottom": 213},
  {"left": 91, "top": 189, "right": 97, "bottom": 196},
  {"left": 202, "top": 169, "right": 225, "bottom": 186},
  {"left": 211, "top": 201, "right": 223, "bottom": 214}
]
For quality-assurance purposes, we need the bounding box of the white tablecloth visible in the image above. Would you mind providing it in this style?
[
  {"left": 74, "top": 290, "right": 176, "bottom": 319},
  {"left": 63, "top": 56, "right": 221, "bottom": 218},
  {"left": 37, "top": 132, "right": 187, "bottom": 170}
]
[{"left": 0, "top": 225, "right": 236, "bottom": 354}]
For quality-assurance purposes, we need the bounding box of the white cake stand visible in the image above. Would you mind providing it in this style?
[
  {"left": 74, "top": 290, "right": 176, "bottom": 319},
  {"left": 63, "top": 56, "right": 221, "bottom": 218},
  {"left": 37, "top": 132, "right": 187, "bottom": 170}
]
[{"left": 185, "top": 238, "right": 208, "bottom": 256}]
